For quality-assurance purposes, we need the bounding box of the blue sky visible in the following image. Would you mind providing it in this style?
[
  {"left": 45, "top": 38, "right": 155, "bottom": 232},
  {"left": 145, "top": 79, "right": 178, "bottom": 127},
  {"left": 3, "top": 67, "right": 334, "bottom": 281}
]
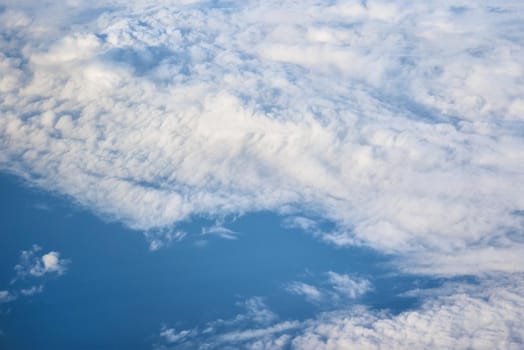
[{"left": 1, "top": 0, "right": 524, "bottom": 349}]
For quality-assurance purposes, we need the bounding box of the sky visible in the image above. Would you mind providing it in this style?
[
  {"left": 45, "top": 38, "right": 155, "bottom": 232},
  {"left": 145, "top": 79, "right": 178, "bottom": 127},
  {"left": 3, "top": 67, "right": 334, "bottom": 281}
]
[{"left": 0, "top": 0, "right": 523, "bottom": 349}]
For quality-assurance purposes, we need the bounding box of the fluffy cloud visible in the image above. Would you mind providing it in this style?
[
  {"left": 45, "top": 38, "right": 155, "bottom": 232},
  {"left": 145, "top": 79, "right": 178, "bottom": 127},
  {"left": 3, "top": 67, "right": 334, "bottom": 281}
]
[
  {"left": 1, "top": 0, "right": 523, "bottom": 276},
  {"left": 14, "top": 245, "right": 69, "bottom": 278},
  {"left": 2, "top": 2, "right": 524, "bottom": 346},
  {"left": 0, "top": 246, "right": 68, "bottom": 305}
]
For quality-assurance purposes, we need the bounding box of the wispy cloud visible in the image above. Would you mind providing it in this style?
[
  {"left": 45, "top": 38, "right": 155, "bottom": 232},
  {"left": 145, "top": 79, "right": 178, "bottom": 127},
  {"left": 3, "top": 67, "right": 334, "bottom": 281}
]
[
  {"left": 326, "top": 272, "right": 372, "bottom": 300},
  {"left": 286, "top": 282, "right": 324, "bottom": 303},
  {"left": 20, "top": 285, "right": 44, "bottom": 296},
  {"left": 201, "top": 224, "right": 240, "bottom": 240},
  {"left": 144, "top": 229, "right": 186, "bottom": 251},
  {"left": 0, "top": 245, "right": 69, "bottom": 305},
  {"left": 286, "top": 272, "right": 371, "bottom": 305},
  {"left": 0, "top": 290, "right": 16, "bottom": 304},
  {"left": 156, "top": 274, "right": 524, "bottom": 349},
  {"left": 14, "top": 245, "right": 69, "bottom": 279}
]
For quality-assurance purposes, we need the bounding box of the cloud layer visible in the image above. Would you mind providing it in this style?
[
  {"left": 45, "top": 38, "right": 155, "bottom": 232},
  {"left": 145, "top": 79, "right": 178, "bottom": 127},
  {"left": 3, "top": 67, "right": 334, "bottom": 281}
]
[
  {"left": 1, "top": 1, "right": 523, "bottom": 273},
  {"left": 2, "top": 1, "right": 524, "bottom": 348}
]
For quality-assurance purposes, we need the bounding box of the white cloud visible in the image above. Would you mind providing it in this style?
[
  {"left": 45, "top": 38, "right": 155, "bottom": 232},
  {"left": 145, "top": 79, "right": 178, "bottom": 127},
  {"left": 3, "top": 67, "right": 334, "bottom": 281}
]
[
  {"left": 0, "top": 246, "right": 69, "bottom": 307},
  {"left": 239, "top": 297, "right": 278, "bottom": 325},
  {"left": 144, "top": 229, "right": 186, "bottom": 251},
  {"left": 201, "top": 224, "right": 239, "bottom": 240},
  {"left": 14, "top": 245, "right": 69, "bottom": 279},
  {"left": 29, "top": 251, "right": 68, "bottom": 277},
  {"left": 286, "top": 282, "right": 324, "bottom": 303},
  {"left": 286, "top": 272, "right": 371, "bottom": 305},
  {"left": 2, "top": 3, "right": 524, "bottom": 347},
  {"left": 291, "top": 275, "right": 524, "bottom": 350},
  {"left": 160, "top": 327, "right": 193, "bottom": 344},
  {"left": 218, "top": 321, "right": 300, "bottom": 344},
  {"left": 156, "top": 296, "right": 281, "bottom": 348},
  {"left": 156, "top": 274, "right": 524, "bottom": 349},
  {"left": 0, "top": 0, "right": 523, "bottom": 278},
  {"left": 326, "top": 272, "right": 372, "bottom": 300}
]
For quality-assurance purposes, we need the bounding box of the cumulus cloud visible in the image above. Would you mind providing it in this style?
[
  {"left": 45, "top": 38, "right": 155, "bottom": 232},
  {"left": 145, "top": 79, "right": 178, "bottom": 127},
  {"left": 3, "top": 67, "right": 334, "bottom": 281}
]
[
  {"left": 1, "top": 0, "right": 523, "bottom": 275},
  {"left": 2, "top": 2, "right": 524, "bottom": 347},
  {"left": 14, "top": 245, "right": 69, "bottom": 278},
  {"left": 0, "top": 246, "right": 68, "bottom": 306}
]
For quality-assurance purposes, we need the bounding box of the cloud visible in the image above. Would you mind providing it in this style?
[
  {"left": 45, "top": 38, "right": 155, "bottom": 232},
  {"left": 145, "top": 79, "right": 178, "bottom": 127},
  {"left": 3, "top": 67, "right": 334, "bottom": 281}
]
[
  {"left": 0, "top": 290, "right": 16, "bottom": 303},
  {"left": 20, "top": 285, "right": 44, "bottom": 296},
  {"left": 291, "top": 275, "right": 524, "bottom": 350},
  {"left": 326, "top": 272, "right": 372, "bottom": 300},
  {"left": 238, "top": 297, "right": 278, "bottom": 326},
  {"left": 2, "top": 2, "right": 524, "bottom": 347},
  {"left": 14, "top": 246, "right": 69, "bottom": 278},
  {"left": 286, "top": 272, "right": 371, "bottom": 305},
  {"left": 156, "top": 274, "right": 524, "bottom": 349},
  {"left": 144, "top": 229, "right": 186, "bottom": 251},
  {"left": 156, "top": 296, "right": 298, "bottom": 349},
  {"left": 0, "top": 246, "right": 68, "bottom": 309},
  {"left": 160, "top": 327, "right": 193, "bottom": 344},
  {"left": 201, "top": 224, "right": 240, "bottom": 240},
  {"left": 286, "top": 282, "right": 324, "bottom": 303},
  {"left": 0, "top": 0, "right": 523, "bottom": 278}
]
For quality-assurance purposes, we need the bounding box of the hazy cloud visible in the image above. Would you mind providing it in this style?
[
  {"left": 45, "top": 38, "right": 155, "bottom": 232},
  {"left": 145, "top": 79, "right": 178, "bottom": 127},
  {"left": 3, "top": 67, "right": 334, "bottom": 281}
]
[{"left": 0, "top": 290, "right": 16, "bottom": 303}]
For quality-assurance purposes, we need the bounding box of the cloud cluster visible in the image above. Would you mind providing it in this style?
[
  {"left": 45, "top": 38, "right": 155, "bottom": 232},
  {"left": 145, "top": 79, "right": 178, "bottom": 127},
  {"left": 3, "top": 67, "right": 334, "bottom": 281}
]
[
  {"left": 14, "top": 245, "right": 69, "bottom": 279},
  {"left": 291, "top": 275, "right": 524, "bottom": 350},
  {"left": 286, "top": 272, "right": 371, "bottom": 305},
  {"left": 1, "top": 0, "right": 523, "bottom": 274},
  {"left": 1, "top": 1, "right": 523, "bottom": 348},
  {"left": 0, "top": 245, "right": 70, "bottom": 304},
  {"left": 156, "top": 274, "right": 524, "bottom": 349}
]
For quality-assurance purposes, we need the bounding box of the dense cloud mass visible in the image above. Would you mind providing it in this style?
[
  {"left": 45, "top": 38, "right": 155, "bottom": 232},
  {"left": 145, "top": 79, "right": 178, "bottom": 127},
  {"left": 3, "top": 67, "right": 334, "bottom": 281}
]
[
  {"left": 1, "top": 0, "right": 523, "bottom": 275},
  {"left": 1, "top": 0, "right": 524, "bottom": 347}
]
